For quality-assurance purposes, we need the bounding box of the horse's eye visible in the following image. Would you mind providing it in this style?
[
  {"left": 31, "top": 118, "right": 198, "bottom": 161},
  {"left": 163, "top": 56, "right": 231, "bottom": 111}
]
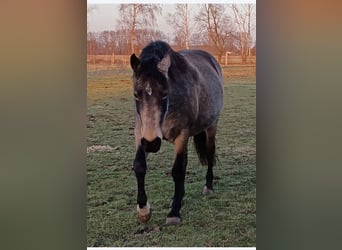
[{"left": 162, "top": 92, "right": 168, "bottom": 100}]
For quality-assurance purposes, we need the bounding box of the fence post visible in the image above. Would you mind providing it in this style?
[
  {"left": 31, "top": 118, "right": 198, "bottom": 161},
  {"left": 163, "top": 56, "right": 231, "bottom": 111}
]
[
  {"left": 111, "top": 52, "right": 115, "bottom": 65},
  {"left": 225, "top": 51, "right": 231, "bottom": 66}
]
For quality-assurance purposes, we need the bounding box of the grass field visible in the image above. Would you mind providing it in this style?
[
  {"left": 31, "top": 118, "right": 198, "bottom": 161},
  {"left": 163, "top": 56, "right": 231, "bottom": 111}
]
[{"left": 87, "top": 65, "right": 256, "bottom": 247}]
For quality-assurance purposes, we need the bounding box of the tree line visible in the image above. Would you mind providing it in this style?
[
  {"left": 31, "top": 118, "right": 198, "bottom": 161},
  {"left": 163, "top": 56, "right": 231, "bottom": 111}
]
[{"left": 87, "top": 4, "right": 255, "bottom": 63}]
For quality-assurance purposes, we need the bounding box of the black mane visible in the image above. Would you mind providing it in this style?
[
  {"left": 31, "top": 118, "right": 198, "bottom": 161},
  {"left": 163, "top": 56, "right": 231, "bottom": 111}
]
[
  {"left": 140, "top": 41, "right": 170, "bottom": 63},
  {"left": 138, "top": 41, "right": 170, "bottom": 76},
  {"left": 138, "top": 41, "right": 187, "bottom": 79}
]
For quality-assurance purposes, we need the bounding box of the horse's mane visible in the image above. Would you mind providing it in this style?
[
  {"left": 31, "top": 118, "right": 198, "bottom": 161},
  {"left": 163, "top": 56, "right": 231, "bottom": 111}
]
[
  {"left": 138, "top": 41, "right": 187, "bottom": 78},
  {"left": 140, "top": 41, "right": 170, "bottom": 64}
]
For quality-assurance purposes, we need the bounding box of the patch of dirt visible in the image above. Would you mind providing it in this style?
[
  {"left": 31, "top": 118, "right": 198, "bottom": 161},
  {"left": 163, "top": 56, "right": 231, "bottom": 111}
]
[
  {"left": 87, "top": 145, "right": 114, "bottom": 153},
  {"left": 134, "top": 226, "right": 162, "bottom": 235}
]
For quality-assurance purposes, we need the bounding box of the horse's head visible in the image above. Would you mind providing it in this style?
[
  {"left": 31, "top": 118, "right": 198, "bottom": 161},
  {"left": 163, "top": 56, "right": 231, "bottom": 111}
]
[{"left": 130, "top": 53, "right": 171, "bottom": 153}]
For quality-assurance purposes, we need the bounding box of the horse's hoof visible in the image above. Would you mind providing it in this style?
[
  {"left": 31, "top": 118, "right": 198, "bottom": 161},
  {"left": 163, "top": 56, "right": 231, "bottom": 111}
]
[
  {"left": 137, "top": 202, "right": 151, "bottom": 224},
  {"left": 165, "top": 217, "right": 181, "bottom": 225},
  {"left": 203, "top": 185, "right": 214, "bottom": 195}
]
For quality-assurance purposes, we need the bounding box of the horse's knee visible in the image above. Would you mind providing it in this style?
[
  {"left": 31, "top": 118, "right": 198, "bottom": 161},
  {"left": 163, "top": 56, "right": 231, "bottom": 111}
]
[
  {"left": 171, "top": 166, "right": 186, "bottom": 182},
  {"left": 133, "top": 147, "right": 146, "bottom": 176},
  {"left": 133, "top": 160, "right": 146, "bottom": 177}
]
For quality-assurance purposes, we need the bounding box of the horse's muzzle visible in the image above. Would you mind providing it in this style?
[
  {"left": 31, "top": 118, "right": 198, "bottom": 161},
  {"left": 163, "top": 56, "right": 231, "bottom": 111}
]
[{"left": 141, "top": 137, "right": 161, "bottom": 153}]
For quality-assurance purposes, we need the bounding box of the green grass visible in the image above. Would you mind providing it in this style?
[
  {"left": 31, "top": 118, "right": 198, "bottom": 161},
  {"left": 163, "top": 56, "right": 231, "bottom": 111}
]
[{"left": 87, "top": 65, "right": 256, "bottom": 247}]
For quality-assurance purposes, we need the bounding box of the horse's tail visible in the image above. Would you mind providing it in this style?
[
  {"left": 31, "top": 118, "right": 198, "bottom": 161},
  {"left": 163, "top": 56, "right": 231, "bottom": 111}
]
[{"left": 193, "top": 131, "right": 208, "bottom": 165}]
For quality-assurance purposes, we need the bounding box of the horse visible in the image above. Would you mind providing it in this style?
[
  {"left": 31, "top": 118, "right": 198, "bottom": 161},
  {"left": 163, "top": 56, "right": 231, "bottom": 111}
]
[{"left": 130, "top": 41, "right": 224, "bottom": 225}]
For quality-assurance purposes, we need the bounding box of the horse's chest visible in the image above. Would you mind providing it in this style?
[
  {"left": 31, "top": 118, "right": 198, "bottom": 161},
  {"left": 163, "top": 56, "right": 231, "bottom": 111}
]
[{"left": 161, "top": 118, "right": 182, "bottom": 142}]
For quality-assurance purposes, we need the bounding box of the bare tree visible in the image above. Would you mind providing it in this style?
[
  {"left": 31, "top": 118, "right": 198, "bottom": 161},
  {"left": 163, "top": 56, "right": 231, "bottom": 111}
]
[
  {"left": 134, "top": 29, "right": 168, "bottom": 51},
  {"left": 98, "top": 31, "right": 116, "bottom": 64},
  {"left": 195, "top": 4, "right": 234, "bottom": 62},
  {"left": 117, "top": 4, "right": 162, "bottom": 54},
  {"left": 87, "top": 32, "right": 98, "bottom": 64},
  {"left": 231, "top": 4, "right": 255, "bottom": 62},
  {"left": 110, "top": 29, "right": 129, "bottom": 55},
  {"left": 167, "top": 4, "right": 191, "bottom": 49}
]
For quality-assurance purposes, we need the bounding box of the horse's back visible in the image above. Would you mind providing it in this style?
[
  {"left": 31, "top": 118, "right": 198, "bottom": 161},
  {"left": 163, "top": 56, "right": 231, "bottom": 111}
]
[
  {"left": 180, "top": 50, "right": 222, "bottom": 77},
  {"left": 179, "top": 50, "right": 224, "bottom": 135}
]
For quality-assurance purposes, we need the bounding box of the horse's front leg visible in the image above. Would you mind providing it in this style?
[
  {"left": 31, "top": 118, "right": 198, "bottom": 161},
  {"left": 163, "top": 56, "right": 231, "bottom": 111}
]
[
  {"left": 166, "top": 130, "right": 189, "bottom": 225},
  {"left": 133, "top": 145, "right": 151, "bottom": 223}
]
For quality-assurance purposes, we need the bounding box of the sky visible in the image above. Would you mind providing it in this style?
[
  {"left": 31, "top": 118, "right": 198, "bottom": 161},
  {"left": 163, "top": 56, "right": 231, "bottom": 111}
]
[
  {"left": 87, "top": 4, "right": 176, "bottom": 35},
  {"left": 87, "top": 1, "right": 256, "bottom": 43}
]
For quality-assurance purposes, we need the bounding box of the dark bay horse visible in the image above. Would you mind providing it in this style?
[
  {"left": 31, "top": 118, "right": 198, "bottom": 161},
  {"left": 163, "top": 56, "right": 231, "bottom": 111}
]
[{"left": 130, "top": 41, "right": 223, "bottom": 225}]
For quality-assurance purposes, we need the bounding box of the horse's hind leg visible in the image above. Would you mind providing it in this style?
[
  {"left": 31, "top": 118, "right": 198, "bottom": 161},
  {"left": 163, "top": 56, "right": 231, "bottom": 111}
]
[{"left": 203, "top": 122, "right": 217, "bottom": 195}]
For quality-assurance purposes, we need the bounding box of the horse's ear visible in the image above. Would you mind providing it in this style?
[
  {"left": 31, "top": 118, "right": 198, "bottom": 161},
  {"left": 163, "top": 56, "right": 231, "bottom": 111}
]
[
  {"left": 130, "top": 53, "right": 140, "bottom": 72},
  {"left": 157, "top": 54, "right": 171, "bottom": 75}
]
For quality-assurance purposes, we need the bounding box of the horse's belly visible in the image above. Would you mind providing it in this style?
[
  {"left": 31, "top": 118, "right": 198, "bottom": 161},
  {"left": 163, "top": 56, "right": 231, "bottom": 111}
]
[
  {"left": 191, "top": 98, "right": 223, "bottom": 135},
  {"left": 162, "top": 100, "right": 222, "bottom": 140},
  {"left": 189, "top": 115, "right": 218, "bottom": 136}
]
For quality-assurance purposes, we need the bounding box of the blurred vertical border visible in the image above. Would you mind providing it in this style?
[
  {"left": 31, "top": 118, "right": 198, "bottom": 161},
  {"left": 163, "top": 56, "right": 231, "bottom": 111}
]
[
  {"left": 0, "top": 1, "right": 86, "bottom": 250},
  {"left": 258, "top": 0, "right": 342, "bottom": 249}
]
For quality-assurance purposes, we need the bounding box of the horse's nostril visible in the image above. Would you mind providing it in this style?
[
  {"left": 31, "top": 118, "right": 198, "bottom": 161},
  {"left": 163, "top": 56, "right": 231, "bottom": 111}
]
[{"left": 141, "top": 137, "right": 161, "bottom": 153}]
